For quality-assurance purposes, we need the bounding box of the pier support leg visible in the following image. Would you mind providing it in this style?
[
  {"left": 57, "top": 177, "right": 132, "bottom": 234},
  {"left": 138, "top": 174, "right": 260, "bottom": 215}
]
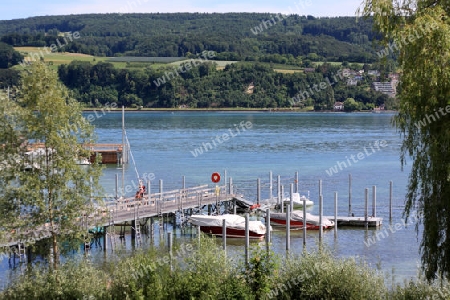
[
  {"left": 103, "top": 226, "right": 107, "bottom": 252},
  {"left": 27, "top": 247, "right": 32, "bottom": 264},
  {"left": 389, "top": 181, "right": 393, "bottom": 222},
  {"left": 364, "top": 188, "right": 369, "bottom": 229},
  {"left": 131, "top": 220, "right": 136, "bottom": 239},
  {"left": 245, "top": 213, "right": 249, "bottom": 265},
  {"left": 265, "top": 208, "right": 271, "bottom": 254}
]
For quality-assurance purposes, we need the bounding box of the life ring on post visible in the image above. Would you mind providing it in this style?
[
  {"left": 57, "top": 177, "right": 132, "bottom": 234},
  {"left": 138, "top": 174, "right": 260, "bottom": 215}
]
[{"left": 211, "top": 172, "right": 220, "bottom": 183}]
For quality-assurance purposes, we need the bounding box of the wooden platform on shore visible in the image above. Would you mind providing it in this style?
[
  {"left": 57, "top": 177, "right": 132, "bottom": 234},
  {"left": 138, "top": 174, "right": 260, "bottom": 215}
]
[{"left": 324, "top": 216, "right": 382, "bottom": 227}]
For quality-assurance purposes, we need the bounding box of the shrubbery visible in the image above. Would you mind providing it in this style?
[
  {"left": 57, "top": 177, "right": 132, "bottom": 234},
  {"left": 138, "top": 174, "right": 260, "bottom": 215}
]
[{"left": 1, "top": 235, "right": 449, "bottom": 299}]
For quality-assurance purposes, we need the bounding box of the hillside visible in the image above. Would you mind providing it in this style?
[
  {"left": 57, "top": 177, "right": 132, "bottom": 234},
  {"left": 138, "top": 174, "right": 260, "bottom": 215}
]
[{"left": 0, "top": 13, "right": 377, "bottom": 62}]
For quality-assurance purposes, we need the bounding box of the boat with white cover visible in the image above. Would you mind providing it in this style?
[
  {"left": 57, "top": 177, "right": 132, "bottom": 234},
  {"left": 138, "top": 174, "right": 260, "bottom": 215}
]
[
  {"left": 282, "top": 192, "right": 314, "bottom": 208},
  {"left": 189, "top": 214, "right": 267, "bottom": 239},
  {"left": 270, "top": 210, "right": 334, "bottom": 230}
]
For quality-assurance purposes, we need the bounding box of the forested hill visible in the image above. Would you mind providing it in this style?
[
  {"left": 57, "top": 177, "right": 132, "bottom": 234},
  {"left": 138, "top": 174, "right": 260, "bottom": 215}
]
[{"left": 0, "top": 13, "right": 376, "bottom": 62}]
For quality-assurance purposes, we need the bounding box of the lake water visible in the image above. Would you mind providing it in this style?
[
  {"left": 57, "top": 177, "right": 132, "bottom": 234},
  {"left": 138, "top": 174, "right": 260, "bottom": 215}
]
[{"left": 0, "top": 111, "right": 421, "bottom": 287}]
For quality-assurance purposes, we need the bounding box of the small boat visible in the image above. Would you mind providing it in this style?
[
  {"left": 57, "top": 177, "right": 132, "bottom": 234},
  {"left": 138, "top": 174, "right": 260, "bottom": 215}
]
[
  {"left": 270, "top": 210, "right": 334, "bottom": 230},
  {"left": 189, "top": 214, "right": 267, "bottom": 239},
  {"left": 76, "top": 158, "right": 91, "bottom": 165},
  {"left": 281, "top": 192, "right": 314, "bottom": 209}
]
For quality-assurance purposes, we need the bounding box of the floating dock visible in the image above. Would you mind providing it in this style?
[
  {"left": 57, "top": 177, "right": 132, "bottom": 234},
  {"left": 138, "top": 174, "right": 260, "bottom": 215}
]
[{"left": 324, "top": 216, "right": 382, "bottom": 227}]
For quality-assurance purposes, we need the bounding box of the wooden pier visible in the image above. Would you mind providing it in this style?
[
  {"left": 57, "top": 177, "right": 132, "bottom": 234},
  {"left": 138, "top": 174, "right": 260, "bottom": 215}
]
[
  {"left": 0, "top": 184, "right": 236, "bottom": 250},
  {"left": 106, "top": 184, "right": 235, "bottom": 224},
  {"left": 26, "top": 143, "right": 129, "bottom": 164},
  {"left": 86, "top": 143, "right": 127, "bottom": 164},
  {"left": 1, "top": 172, "right": 394, "bottom": 261}
]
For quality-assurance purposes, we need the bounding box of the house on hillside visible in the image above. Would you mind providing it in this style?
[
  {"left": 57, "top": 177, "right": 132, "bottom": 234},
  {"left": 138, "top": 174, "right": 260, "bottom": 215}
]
[
  {"left": 372, "top": 81, "right": 396, "bottom": 98},
  {"left": 347, "top": 78, "right": 358, "bottom": 86},
  {"left": 245, "top": 82, "right": 254, "bottom": 94},
  {"left": 368, "top": 70, "right": 380, "bottom": 77},
  {"left": 334, "top": 102, "right": 344, "bottom": 110}
]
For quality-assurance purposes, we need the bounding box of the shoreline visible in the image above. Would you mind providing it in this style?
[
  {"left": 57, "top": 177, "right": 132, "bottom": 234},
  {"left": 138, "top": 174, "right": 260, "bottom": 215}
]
[{"left": 82, "top": 107, "right": 397, "bottom": 113}]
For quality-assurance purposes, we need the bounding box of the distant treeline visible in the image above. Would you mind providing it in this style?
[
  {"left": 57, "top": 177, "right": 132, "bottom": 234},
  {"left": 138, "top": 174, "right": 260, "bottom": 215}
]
[
  {"left": 55, "top": 60, "right": 391, "bottom": 110},
  {"left": 0, "top": 13, "right": 377, "bottom": 62}
]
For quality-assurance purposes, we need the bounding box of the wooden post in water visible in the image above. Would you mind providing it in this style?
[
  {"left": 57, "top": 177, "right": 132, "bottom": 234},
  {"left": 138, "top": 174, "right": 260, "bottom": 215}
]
[
  {"left": 160, "top": 181, "right": 164, "bottom": 220},
  {"left": 269, "top": 171, "right": 273, "bottom": 201},
  {"left": 334, "top": 192, "right": 338, "bottom": 238},
  {"left": 389, "top": 181, "right": 393, "bottom": 222},
  {"left": 280, "top": 185, "right": 284, "bottom": 213},
  {"left": 222, "top": 219, "right": 227, "bottom": 254},
  {"left": 303, "top": 198, "right": 306, "bottom": 247},
  {"left": 319, "top": 179, "right": 323, "bottom": 196},
  {"left": 147, "top": 180, "right": 151, "bottom": 206},
  {"left": 245, "top": 213, "right": 249, "bottom": 265},
  {"left": 224, "top": 170, "right": 228, "bottom": 200},
  {"left": 265, "top": 208, "right": 270, "bottom": 254},
  {"left": 257, "top": 178, "right": 261, "bottom": 205},
  {"left": 364, "top": 188, "right": 369, "bottom": 229},
  {"left": 224, "top": 170, "right": 227, "bottom": 190},
  {"left": 349, "top": 174, "right": 352, "bottom": 217},
  {"left": 103, "top": 226, "right": 107, "bottom": 251},
  {"left": 115, "top": 174, "right": 119, "bottom": 200},
  {"left": 372, "top": 185, "right": 376, "bottom": 217},
  {"left": 168, "top": 232, "right": 173, "bottom": 272},
  {"left": 286, "top": 204, "right": 290, "bottom": 252},
  {"left": 229, "top": 177, "right": 233, "bottom": 195},
  {"left": 277, "top": 175, "right": 281, "bottom": 207},
  {"left": 150, "top": 217, "right": 154, "bottom": 242},
  {"left": 319, "top": 195, "right": 323, "bottom": 242},
  {"left": 295, "top": 171, "right": 299, "bottom": 193},
  {"left": 290, "top": 183, "right": 294, "bottom": 213}
]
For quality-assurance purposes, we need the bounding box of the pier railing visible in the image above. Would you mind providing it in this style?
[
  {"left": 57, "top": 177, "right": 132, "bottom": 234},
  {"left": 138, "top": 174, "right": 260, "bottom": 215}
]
[{"left": 104, "top": 184, "right": 231, "bottom": 224}]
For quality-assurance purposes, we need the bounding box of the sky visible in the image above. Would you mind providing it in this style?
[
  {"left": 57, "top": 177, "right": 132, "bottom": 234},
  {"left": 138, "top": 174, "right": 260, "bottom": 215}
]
[{"left": 0, "top": 0, "right": 363, "bottom": 20}]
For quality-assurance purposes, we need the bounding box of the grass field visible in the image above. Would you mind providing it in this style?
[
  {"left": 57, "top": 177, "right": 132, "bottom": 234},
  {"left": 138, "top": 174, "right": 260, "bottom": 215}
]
[
  {"left": 13, "top": 47, "right": 130, "bottom": 70},
  {"left": 274, "top": 69, "right": 303, "bottom": 74},
  {"left": 13, "top": 47, "right": 342, "bottom": 74},
  {"left": 107, "top": 57, "right": 186, "bottom": 63}
]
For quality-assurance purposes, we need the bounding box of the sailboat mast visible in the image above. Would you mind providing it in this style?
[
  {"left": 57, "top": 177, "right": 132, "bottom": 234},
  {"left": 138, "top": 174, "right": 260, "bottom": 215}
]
[
  {"left": 122, "top": 105, "right": 125, "bottom": 164},
  {"left": 122, "top": 106, "right": 125, "bottom": 196}
]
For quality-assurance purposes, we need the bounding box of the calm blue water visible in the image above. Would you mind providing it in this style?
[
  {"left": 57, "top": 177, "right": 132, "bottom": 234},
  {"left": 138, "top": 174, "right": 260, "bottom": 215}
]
[{"left": 0, "top": 111, "right": 421, "bottom": 287}]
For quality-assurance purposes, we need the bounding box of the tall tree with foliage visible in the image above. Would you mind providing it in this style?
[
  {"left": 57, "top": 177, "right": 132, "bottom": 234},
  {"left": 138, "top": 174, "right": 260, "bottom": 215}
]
[
  {"left": 359, "top": 1, "right": 450, "bottom": 280},
  {"left": 0, "top": 61, "right": 103, "bottom": 268},
  {"left": 0, "top": 42, "right": 23, "bottom": 69}
]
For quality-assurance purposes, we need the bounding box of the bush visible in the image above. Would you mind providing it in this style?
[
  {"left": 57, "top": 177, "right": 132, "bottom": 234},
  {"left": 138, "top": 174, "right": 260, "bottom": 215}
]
[
  {"left": 2, "top": 236, "right": 450, "bottom": 299},
  {"left": 272, "top": 250, "right": 387, "bottom": 300},
  {"left": 390, "top": 278, "right": 450, "bottom": 300},
  {"left": 0, "top": 259, "right": 110, "bottom": 300}
]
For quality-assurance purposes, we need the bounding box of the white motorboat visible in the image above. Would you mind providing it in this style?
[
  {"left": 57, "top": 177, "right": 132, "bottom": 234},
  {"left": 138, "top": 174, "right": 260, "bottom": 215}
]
[{"left": 189, "top": 214, "right": 267, "bottom": 239}]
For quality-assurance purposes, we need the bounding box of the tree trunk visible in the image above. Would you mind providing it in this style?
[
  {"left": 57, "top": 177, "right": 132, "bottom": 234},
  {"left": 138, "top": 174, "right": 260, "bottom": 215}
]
[{"left": 51, "top": 230, "right": 59, "bottom": 270}]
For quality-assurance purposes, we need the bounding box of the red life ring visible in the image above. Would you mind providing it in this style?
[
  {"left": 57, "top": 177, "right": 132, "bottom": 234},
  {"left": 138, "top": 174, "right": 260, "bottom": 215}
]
[{"left": 211, "top": 172, "right": 220, "bottom": 183}]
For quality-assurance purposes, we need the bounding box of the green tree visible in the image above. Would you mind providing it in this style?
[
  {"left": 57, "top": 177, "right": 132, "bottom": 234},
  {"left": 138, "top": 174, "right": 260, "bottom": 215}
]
[
  {"left": 0, "top": 42, "right": 23, "bottom": 68},
  {"left": 344, "top": 98, "right": 360, "bottom": 112},
  {"left": 359, "top": 0, "right": 450, "bottom": 280},
  {"left": 0, "top": 61, "right": 103, "bottom": 269}
]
